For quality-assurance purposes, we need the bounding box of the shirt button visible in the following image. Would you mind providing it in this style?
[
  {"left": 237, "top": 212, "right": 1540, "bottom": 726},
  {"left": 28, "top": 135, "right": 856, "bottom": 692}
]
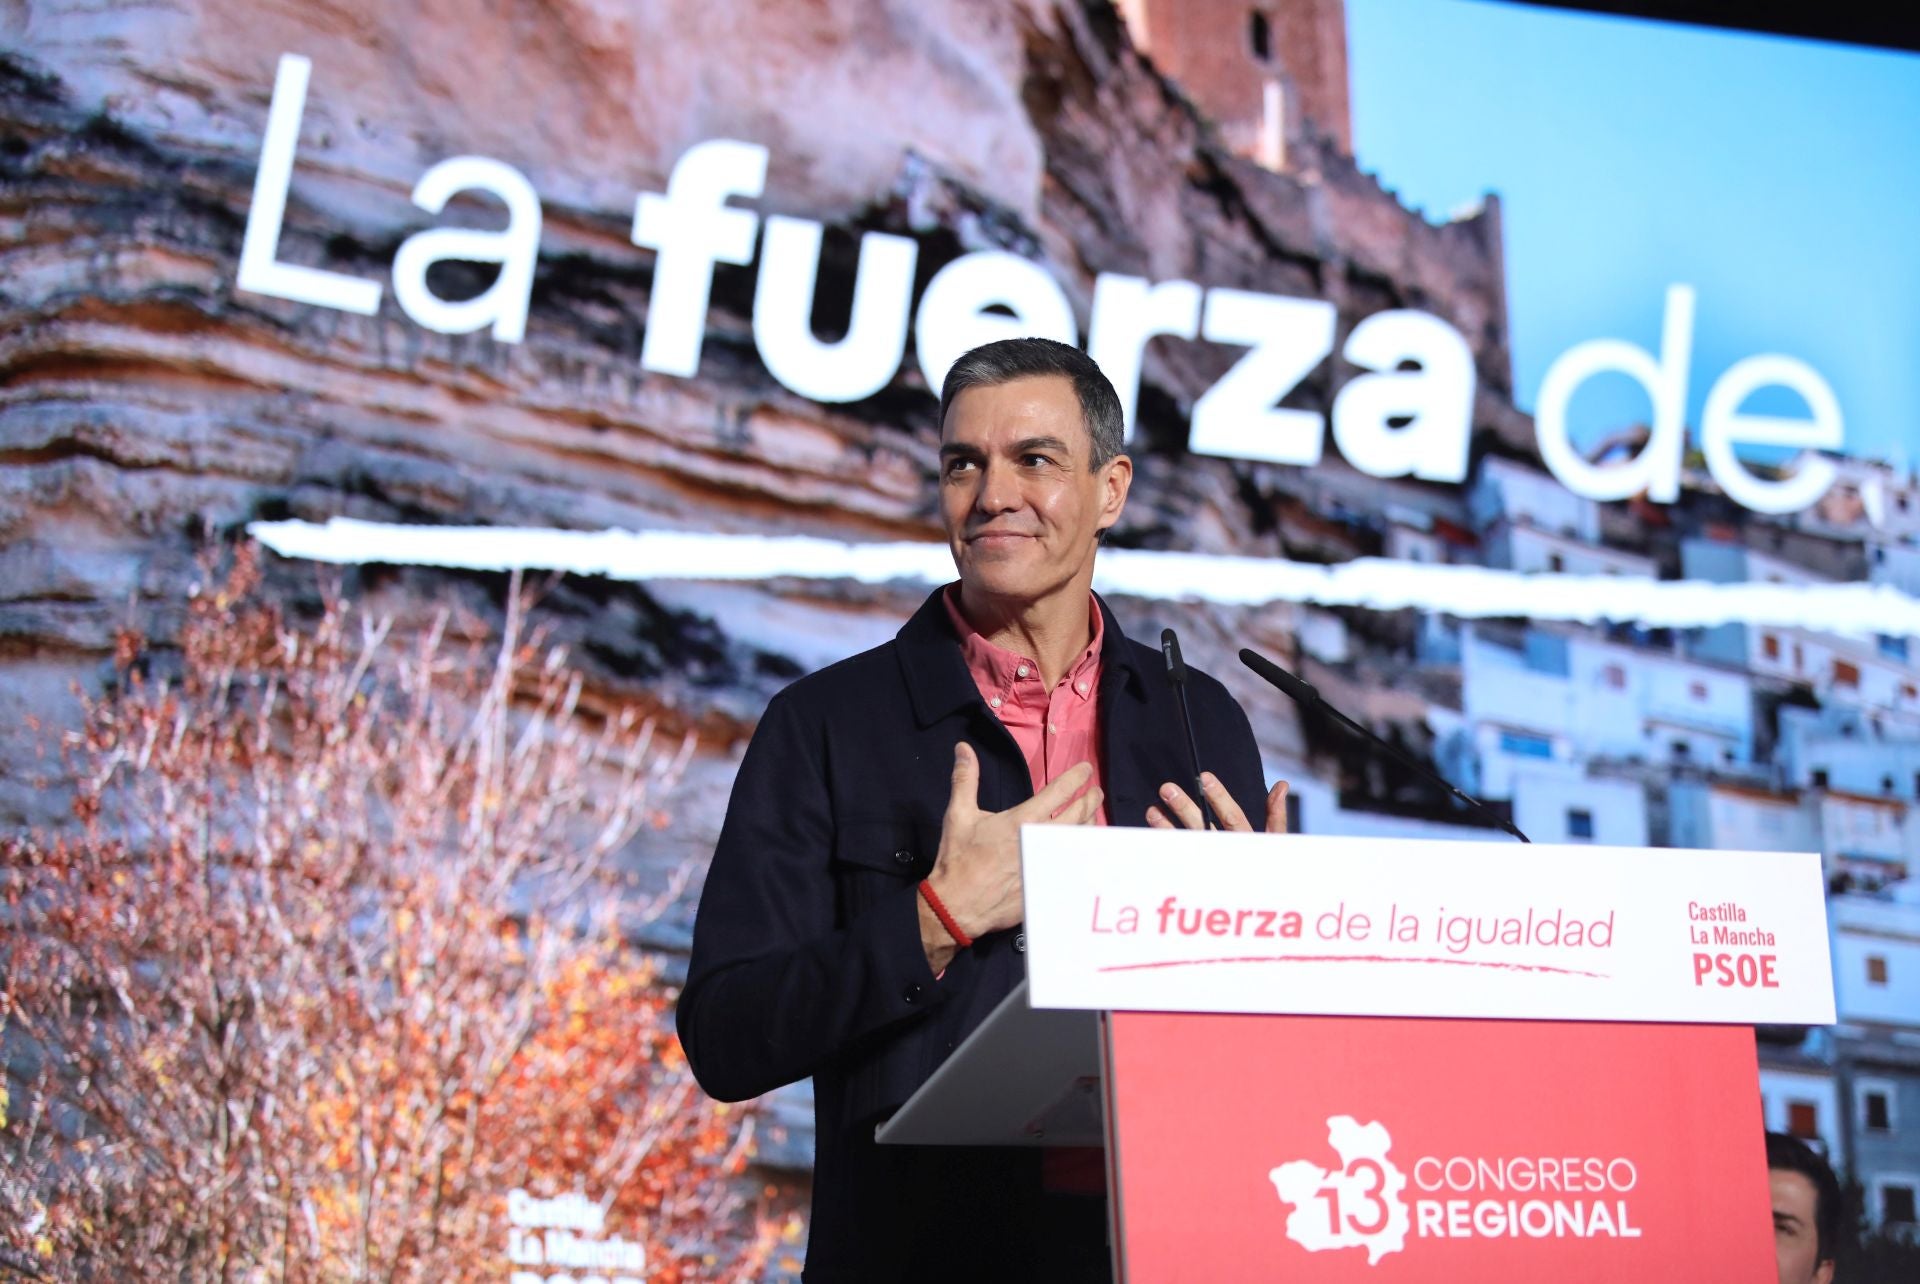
[
  {"left": 1048, "top": 723, "right": 1058, "bottom": 735},
  {"left": 989, "top": 696, "right": 1003, "bottom": 709},
  {"left": 903, "top": 982, "right": 925, "bottom": 1004},
  {"left": 1076, "top": 682, "right": 1088, "bottom": 694},
  {"left": 893, "top": 848, "right": 915, "bottom": 867},
  {"left": 1016, "top": 664, "right": 1030, "bottom": 678},
  {"left": 1014, "top": 932, "right": 1026, "bottom": 954}
]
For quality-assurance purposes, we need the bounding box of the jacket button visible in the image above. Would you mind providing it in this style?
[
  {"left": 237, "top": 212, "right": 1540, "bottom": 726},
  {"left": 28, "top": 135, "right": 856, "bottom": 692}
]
[
  {"left": 893, "top": 848, "right": 915, "bottom": 867},
  {"left": 903, "top": 982, "right": 925, "bottom": 1004},
  {"left": 1014, "top": 932, "right": 1026, "bottom": 953}
]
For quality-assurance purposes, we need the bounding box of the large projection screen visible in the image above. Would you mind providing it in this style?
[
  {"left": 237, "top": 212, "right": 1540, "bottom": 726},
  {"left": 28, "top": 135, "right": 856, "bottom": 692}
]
[{"left": 3, "top": 1, "right": 1917, "bottom": 1277}]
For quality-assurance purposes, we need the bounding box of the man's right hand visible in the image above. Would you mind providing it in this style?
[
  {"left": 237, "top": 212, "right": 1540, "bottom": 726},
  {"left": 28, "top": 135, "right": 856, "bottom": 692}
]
[{"left": 918, "top": 743, "right": 1101, "bottom": 973}]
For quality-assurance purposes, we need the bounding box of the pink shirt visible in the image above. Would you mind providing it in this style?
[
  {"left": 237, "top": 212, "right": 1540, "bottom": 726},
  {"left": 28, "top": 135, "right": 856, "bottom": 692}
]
[{"left": 943, "top": 586, "right": 1107, "bottom": 825}]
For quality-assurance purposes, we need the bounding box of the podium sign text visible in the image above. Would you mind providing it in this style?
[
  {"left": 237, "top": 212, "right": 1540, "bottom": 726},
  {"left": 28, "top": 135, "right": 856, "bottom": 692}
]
[{"left": 1022, "top": 829, "right": 1835, "bottom": 1024}]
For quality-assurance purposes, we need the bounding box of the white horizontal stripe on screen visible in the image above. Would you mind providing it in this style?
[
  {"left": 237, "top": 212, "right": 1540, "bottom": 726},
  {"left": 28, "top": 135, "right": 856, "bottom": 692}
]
[{"left": 247, "top": 518, "right": 1920, "bottom": 640}]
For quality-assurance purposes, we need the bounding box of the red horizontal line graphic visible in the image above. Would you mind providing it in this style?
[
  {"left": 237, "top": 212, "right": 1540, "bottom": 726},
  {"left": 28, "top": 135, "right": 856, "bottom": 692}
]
[{"left": 1094, "top": 954, "right": 1610, "bottom": 979}]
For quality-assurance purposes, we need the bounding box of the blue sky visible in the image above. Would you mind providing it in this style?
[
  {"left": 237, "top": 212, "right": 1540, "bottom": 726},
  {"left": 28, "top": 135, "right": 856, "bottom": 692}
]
[{"left": 1344, "top": 0, "right": 1920, "bottom": 466}]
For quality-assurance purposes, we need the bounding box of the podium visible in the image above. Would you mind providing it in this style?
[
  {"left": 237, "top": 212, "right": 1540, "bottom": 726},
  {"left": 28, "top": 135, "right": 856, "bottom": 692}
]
[{"left": 878, "top": 829, "right": 1836, "bottom": 1281}]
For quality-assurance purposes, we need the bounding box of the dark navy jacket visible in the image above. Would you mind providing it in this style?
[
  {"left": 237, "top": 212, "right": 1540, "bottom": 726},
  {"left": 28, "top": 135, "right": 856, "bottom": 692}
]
[{"left": 676, "top": 586, "right": 1266, "bottom": 1281}]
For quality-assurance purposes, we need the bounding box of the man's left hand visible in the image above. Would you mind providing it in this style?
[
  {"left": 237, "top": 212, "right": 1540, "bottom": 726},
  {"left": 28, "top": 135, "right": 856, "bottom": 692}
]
[{"left": 1146, "top": 772, "right": 1289, "bottom": 834}]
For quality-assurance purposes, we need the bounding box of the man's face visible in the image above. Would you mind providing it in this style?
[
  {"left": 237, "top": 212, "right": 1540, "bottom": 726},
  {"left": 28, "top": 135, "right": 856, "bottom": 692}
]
[
  {"left": 1771, "top": 1168, "right": 1834, "bottom": 1284},
  {"left": 938, "top": 375, "right": 1131, "bottom": 607}
]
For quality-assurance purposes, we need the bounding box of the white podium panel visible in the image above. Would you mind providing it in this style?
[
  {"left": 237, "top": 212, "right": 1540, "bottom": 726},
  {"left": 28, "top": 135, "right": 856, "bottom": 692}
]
[{"left": 1021, "top": 828, "right": 1835, "bottom": 1025}]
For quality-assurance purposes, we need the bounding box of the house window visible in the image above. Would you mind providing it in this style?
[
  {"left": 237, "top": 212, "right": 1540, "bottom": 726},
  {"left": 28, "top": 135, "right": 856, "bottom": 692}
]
[
  {"left": 1885, "top": 775, "right": 1898, "bottom": 795},
  {"left": 1812, "top": 768, "right": 1830, "bottom": 789},
  {"left": 1833, "top": 659, "right": 1861, "bottom": 687},
  {"left": 1249, "top": 10, "right": 1273, "bottom": 61},
  {"left": 1548, "top": 553, "right": 1566, "bottom": 572},
  {"left": 1865, "top": 1091, "right": 1892, "bottom": 1133},
  {"left": 1689, "top": 681, "right": 1708, "bottom": 701},
  {"left": 1601, "top": 664, "right": 1625, "bottom": 690},
  {"left": 1867, "top": 955, "right": 1889, "bottom": 985},
  {"left": 1787, "top": 1100, "right": 1819, "bottom": 1139},
  {"left": 1499, "top": 731, "right": 1553, "bottom": 759},
  {"left": 1885, "top": 1184, "right": 1918, "bottom": 1225},
  {"left": 1762, "top": 633, "right": 1781, "bottom": 660},
  {"left": 1567, "top": 808, "right": 1594, "bottom": 840}
]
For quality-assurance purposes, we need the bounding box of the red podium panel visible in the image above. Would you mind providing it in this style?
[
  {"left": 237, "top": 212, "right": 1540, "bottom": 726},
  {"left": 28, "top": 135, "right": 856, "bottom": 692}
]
[{"left": 1105, "top": 1013, "right": 1773, "bottom": 1282}]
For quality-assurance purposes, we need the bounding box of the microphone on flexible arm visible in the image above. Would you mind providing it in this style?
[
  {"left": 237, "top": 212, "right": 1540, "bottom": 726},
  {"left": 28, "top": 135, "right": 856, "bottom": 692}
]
[
  {"left": 1237, "top": 648, "right": 1530, "bottom": 843},
  {"left": 1161, "top": 628, "right": 1221, "bottom": 830}
]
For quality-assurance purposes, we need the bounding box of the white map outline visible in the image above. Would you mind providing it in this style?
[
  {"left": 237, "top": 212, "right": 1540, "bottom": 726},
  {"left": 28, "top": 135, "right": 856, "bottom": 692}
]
[{"left": 1268, "top": 1115, "right": 1411, "bottom": 1266}]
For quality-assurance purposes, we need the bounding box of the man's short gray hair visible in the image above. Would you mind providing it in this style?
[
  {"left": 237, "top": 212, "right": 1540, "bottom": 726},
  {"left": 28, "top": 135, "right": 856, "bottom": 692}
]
[{"left": 937, "top": 337, "right": 1126, "bottom": 470}]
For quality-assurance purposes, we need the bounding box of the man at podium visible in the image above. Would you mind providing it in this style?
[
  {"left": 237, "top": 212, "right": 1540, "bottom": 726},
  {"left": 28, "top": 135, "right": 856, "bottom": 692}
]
[{"left": 676, "top": 338, "right": 1289, "bottom": 1281}]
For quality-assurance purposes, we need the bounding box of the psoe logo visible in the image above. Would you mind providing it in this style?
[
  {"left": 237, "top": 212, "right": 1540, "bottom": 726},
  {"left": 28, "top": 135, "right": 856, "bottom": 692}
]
[{"left": 1268, "top": 1115, "right": 1410, "bottom": 1266}]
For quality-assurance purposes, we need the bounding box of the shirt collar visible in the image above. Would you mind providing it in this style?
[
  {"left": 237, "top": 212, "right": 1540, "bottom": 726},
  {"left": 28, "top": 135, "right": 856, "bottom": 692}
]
[
  {"left": 896, "top": 585, "right": 1141, "bottom": 728},
  {"left": 941, "top": 586, "right": 1102, "bottom": 705}
]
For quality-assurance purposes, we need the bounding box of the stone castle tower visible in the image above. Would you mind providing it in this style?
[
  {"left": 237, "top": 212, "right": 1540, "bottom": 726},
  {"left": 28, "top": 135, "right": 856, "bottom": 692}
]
[{"left": 1117, "top": 0, "right": 1353, "bottom": 169}]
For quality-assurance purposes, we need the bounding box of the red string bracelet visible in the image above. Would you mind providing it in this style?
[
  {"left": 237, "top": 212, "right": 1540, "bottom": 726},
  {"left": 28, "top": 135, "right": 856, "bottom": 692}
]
[{"left": 918, "top": 879, "right": 973, "bottom": 949}]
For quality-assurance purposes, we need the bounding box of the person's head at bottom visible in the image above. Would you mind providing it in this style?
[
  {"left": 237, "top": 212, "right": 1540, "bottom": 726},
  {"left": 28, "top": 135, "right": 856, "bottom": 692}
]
[{"left": 1767, "top": 1130, "right": 1839, "bottom": 1284}]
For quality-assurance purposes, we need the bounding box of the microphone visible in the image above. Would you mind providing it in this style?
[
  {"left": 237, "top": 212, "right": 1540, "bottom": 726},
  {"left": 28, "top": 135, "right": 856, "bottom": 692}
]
[
  {"left": 1238, "top": 648, "right": 1530, "bottom": 843},
  {"left": 1161, "top": 628, "right": 1220, "bottom": 830}
]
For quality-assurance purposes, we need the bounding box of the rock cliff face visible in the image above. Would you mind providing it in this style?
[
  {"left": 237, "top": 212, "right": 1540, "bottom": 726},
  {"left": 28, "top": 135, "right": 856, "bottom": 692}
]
[
  {"left": 2, "top": 0, "right": 1522, "bottom": 1177},
  {"left": 12, "top": 0, "right": 1047, "bottom": 224}
]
